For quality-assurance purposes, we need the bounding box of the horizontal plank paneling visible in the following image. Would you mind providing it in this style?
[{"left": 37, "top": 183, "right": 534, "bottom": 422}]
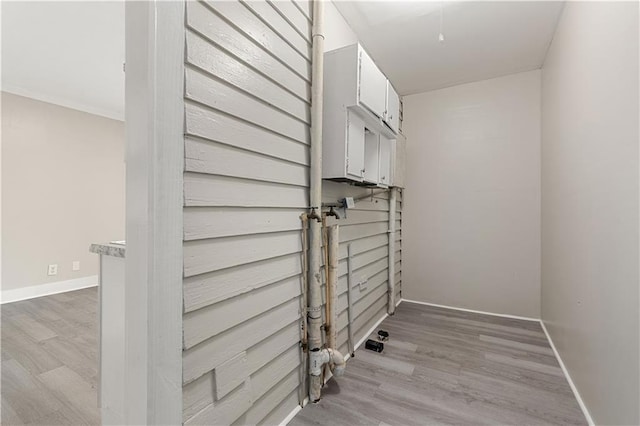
[
  {"left": 336, "top": 233, "right": 389, "bottom": 260},
  {"left": 350, "top": 199, "right": 391, "bottom": 212},
  {"left": 349, "top": 246, "right": 389, "bottom": 271},
  {"left": 258, "top": 389, "right": 299, "bottom": 426},
  {"left": 183, "top": 253, "right": 302, "bottom": 312},
  {"left": 292, "top": 0, "right": 311, "bottom": 21},
  {"left": 183, "top": 372, "right": 216, "bottom": 422},
  {"left": 267, "top": 0, "right": 311, "bottom": 42},
  {"left": 184, "top": 207, "right": 303, "bottom": 241},
  {"left": 183, "top": 321, "right": 300, "bottom": 421},
  {"left": 184, "top": 230, "right": 302, "bottom": 277},
  {"left": 233, "top": 369, "right": 299, "bottom": 426},
  {"left": 186, "top": 1, "right": 309, "bottom": 101},
  {"left": 184, "top": 173, "right": 307, "bottom": 208},
  {"left": 338, "top": 278, "right": 388, "bottom": 328},
  {"left": 326, "top": 209, "right": 388, "bottom": 226},
  {"left": 215, "top": 351, "right": 249, "bottom": 400},
  {"left": 185, "top": 103, "right": 308, "bottom": 166},
  {"left": 186, "top": 67, "right": 309, "bottom": 144},
  {"left": 335, "top": 269, "right": 388, "bottom": 314},
  {"left": 185, "top": 137, "right": 309, "bottom": 187},
  {"left": 182, "top": 1, "right": 402, "bottom": 424},
  {"left": 241, "top": 0, "right": 311, "bottom": 58},
  {"left": 244, "top": 322, "right": 302, "bottom": 382},
  {"left": 185, "top": 379, "right": 252, "bottom": 426},
  {"left": 186, "top": 30, "right": 309, "bottom": 124},
  {"left": 183, "top": 298, "right": 300, "bottom": 384},
  {"left": 336, "top": 296, "right": 388, "bottom": 355},
  {"left": 319, "top": 256, "right": 388, "bottom": 308},
  {"left": 339, "top": 222, "right": 389, "bottom": 242},
  {"left": 204, "top": 0, "right": 310, "bottom": 79},
  {"left": 183, "top": 276, "right": 301, "bottom": 348},
  {"left": 249, "top": 344, "right": 300, "bottom": 403}
]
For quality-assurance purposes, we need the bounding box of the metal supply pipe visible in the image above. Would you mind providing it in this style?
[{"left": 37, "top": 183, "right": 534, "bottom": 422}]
[
  {"left": 326, "top": 225, "right": 339, "bottom": 351},
  {"left": 322, "top": 189, "right": 389, "bottom": 209},
  {"left": 298, "top": 213, "right": 310, "bottom": 405},
  {"left": 346, "top": 243, "right": 355, "bottom": 356},
  {"left": 322, "top": 215, "right": 330, "bottom": 347},
  {"left": 388, "top": 187, "right": 397, "bottom": 314},
  {"left": 308, "top": 0, "right": 326, "bottom": 403}
]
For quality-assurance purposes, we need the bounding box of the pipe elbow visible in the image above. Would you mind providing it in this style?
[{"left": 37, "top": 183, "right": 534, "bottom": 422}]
[
  {"left": 328, "top": 348, "right": 346, "bottom": 377},
  {"left": 309, "top": 349, "right": 330, "bottom": 376}
]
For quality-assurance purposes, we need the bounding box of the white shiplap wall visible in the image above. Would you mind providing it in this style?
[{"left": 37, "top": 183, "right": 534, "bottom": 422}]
[
  {"left": 321, "top": 182, "right": 403, "bottom": 360},
  {"left": 181, "top": 1, "right": 402, "bottom": 424}
]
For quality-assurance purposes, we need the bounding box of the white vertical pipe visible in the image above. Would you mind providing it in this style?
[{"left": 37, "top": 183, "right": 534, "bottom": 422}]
[
  {"left": 299, "top": 214, "right": 309, "bottom": 406},
  {"left": 308, "top": 0, "right": 325, "bottom": 403},
  {"left": 388, "top": 187, "right": 397, "bottom": 314},
  {"left": 327, "top": 225, "right": 339, "bottom": 350},
  {"left": 346, "top": 243, "right": 355, "bottom": 356}
]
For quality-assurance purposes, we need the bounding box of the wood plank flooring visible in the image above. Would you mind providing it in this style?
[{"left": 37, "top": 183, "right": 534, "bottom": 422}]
[
  {"left": 291, "top": 301, "right": 586, "bottom": 426},
  {"left": 1, "top": 288, "right": 100, "bottom": 425}
]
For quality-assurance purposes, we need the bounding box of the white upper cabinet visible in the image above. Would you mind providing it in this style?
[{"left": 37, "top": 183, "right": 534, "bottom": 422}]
[
  {"left": 358, "top": 47, "right": 387, "bottom": 119},
  {"left": 385, "top": 81, "right": 400, "bottom": 134},
  {"left": 322, "top": 43, "right": 404, "bottom": 187}
]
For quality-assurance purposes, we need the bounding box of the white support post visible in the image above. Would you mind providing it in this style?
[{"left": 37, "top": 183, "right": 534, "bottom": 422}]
[{"left": 123, "top": 1, "right": 184, "bottom": 424}]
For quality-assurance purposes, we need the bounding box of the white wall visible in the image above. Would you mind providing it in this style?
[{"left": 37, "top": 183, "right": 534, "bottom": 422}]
[
  {"left": 402, "top": 70, "right": 541, "bottom": 318},
  {"left": 1, "top": 92, "right": 125, "bottom": 300},
  {"left": 541, "top": 2, "right": 639, "bottom": 424},
  {"left": 324, "top": 0, "right": 357, "bottom": 51}
]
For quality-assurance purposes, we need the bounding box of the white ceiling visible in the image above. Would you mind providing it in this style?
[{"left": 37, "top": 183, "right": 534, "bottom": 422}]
[
  {"left": 333, "top": 1, "right": 564, "bottom": 95},
  {"left": 2, "top": 1, "right": 124, "bottom": 120},
  {"left": 0, "top": 1, "right": 562, "bottom": 116}
]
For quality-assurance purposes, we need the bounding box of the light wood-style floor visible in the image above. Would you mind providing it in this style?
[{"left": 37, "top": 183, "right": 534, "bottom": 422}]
[
  {"left": 1, "top": 288, "right": 100, "bottom": 425},
  {"left": 292, "top": 301, "right": 586, "bottom": 426}
]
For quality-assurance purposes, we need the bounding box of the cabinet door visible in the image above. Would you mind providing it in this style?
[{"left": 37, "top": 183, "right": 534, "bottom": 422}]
[
  {"left": 363, "top": 128, "right": 380, "bottom": 184},
  {"left": 379, "top": 135, "right": 393, "bottom": 187},
  {"left": 346, "top": 111, "right": 365, "bottom": 179},
  {"left": 385, "top": 81, "right": 400, "bottom": 134},
  {"left": 358, "top": 48, "right": 387, "bottom": 119}
]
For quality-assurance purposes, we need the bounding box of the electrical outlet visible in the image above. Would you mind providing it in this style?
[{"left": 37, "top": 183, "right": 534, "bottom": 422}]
[
  {"left": 358, "top": 276, "right": 368, "bottom": 291},
  {"left": 47, "top": 264, "right": 58, "bottom": 276},
  {"left": 72, "top": 261, "right": 80, "bottom": 271},
  {"left": 344, "top": 197, "right": 355, "bottom": 209}
]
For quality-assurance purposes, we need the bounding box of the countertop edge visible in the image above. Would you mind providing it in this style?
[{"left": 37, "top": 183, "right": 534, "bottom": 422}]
[{"left": 90, "top": 243, "right": 126, "bottom": 258}]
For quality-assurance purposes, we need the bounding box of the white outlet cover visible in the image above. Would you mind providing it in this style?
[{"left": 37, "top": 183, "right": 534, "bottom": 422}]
[
  {"left": 72, "top": 261, "right": 80, "bottom": 271},
  {"left": 358, "top": 275, "right": 368, "bottom": 291},
  {"left": 47, "top": 264, "right": 58, "bottom": 276},
  {"left": 344, "top": 197, "right": 355, "bottom": 209}
]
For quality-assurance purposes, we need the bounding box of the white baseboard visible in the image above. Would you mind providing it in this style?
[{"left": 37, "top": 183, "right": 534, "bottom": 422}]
[
  {"left": 281, "top": 298, "right": 594, "bottom": 426},
  {"left": 345, "top": 298, "right": 402, "bottom": 361},
  {"left": 282, "top": 301, "right": 400, "bottom": 425},
  {"left": 1, "top": 275, "right": 98, "bottom": 304},
  {"left": 353, "top": 311, "right": 390, "bottom": 354},
  {"left": 279, "top": 400, "right": 304, "bottom": 426},
  {"left": 400, "top": 298, "right": 593, "bottom": 424},
  {"left": 540, "top": 321, "right": 594, "bottom": 425},
  {"left": 401, "top": 298, "right": 540, "bottom": 322}
]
